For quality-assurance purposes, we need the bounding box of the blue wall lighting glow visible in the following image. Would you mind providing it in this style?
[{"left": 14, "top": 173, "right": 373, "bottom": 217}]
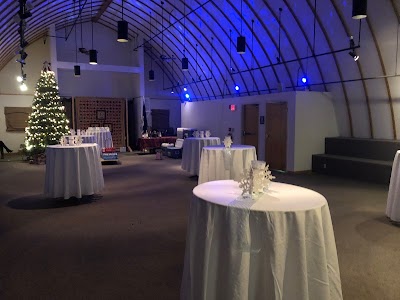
[
  {"left": 301, "top": 76, "right": 308, "bottom": 84},
  {"left": 235, "top": 85, "right": 240, "bottom": 91}
]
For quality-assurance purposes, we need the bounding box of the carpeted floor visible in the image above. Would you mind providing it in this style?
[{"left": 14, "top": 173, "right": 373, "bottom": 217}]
[{"left": 0, "top": 153, "right": 399, "bottom": 299}]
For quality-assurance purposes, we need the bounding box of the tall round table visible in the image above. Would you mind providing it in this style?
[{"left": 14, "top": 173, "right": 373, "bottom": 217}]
[
  {"left": 198, "top": 144, "right": 257, "bottom": 184},
  {"left": 181, "top": 180, "right": 343, "bottom": 300},
  {"left": 86, "top": 130, "right": 113, "bottom": 150},
  {"left": 386, "top": 150, "right": 400, "bottom": 221},
  {"left": 44, "top": 143, "right": 104, "bottom": 199},
  {"left": 181, "top": 137, "right": 221, "bottom": 176}
]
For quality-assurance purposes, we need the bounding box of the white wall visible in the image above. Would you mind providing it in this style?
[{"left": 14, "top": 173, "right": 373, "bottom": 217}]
[
  {"left": 145, "top": 98, "right": 181, "bottom": 131},
  {"left": 0, "top": 95, "right": 33, "bottom": 151},
  {"left": 0, "top": 37, "right": 50, "bottom": 95},
  {"left": 0, "top": 38, "right": 50, "bottom": 151},
  {"left": 182, "top": 91, "right": 339, "bottom": 171},
  {"left": 294, "top": 91, "right": 339, "bottom": 171}
]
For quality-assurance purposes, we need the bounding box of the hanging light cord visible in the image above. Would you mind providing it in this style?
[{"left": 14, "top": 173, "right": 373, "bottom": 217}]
[
  {"left": 210, "top": 37, "right": 214, "bottom": 79},
  {"left": 313, "top": 0, "right": 316, "bottom": 54},
  {"left": 74, "top": 0, "right": 77, "bottom": 63},
  {"left": 184, "top": 0, "right": 186, "bottom": 56},
  {"left": 91, "top": 0, "right": 93, "bottom": 49},
  {"left": 278, "top": 8, "right": 282, "bottom": 61},
  {"left": 251, "top": 19, "right": 254, "bottom": 91},
  {"left": 196, "top": 43, "right": 198, "bottom": 77},
  {"left": 229, "top": 29, "right": 232, "bottom": 71},
  {"left": 240, "top": 0, "right": 243, "bottom": 35},
  {"left": 150, "top": 12, "right": 153, "bottom": 69},
  {"left": 80, "top": 0, "right": 83, "bottom": 48},
  {"left": 122, "top": 0, "right": 124, "bottom": 20}
]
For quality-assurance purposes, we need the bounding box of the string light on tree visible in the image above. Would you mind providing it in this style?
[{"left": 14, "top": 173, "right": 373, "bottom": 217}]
[{"left": 24, "top": 62, "right": 69, "bottom": 154}]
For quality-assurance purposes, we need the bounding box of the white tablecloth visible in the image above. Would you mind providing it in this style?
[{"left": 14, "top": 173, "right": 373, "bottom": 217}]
[
  {"left": 181, "top": 137, "right": 221, "bottom": 176},
  {"left": 44, "top": 144, "right": 104, "bottom": 199},
  {"left": 198, "top": 145, "right": 257, "bottom": 184},
  {"left": 386, "top": 150, "right": 400, "bottom": 221},
  {"left": 86, "top": 130, "right": 113, "bottom": 149},
  {"left": 181, "top": 180, "right": 343, "bottom": 300}
]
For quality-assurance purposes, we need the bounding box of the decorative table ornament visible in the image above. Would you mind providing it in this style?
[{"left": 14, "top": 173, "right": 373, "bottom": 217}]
[
  {"left": 77, "top": 129, "right": 81, "bottom": 136},
  {"left": 70, "top": 128, "right": 75, "bottom": 136},
  {"left": 238, "top": 160, "right": 276, "bottom": 198},
  {"left": 193, "top": 130, "right": 200, "bottom": 138},
  {"left": 60, "top": 136, "right": 67, "bottom": 146},
  {"left": 200, "top": 130, "right": 205, "bottom": 138},
  {"left": 223, "top": 135, "right": 233, "bottom": 148},
  {"left": 205, "top": 130, "right": 211, "bottom": 137}
]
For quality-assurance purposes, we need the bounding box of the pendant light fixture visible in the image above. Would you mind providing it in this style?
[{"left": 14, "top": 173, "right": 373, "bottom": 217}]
[
  {"left": 236, "top": 0, "right": 245, "bottom": 54},
  {"left": 352, "top": 0, "right": 367, "bottom": 19},
  {"left": 89, "top": 0, "right": 97, "bottom": 65},
  {"left": 73, "top": 0, "right": 80, "bottom": 77},
  {"left": 117, "top": 0, "right": 128, "bottom": 42},
  {"left": 182, "top": 0, "right": 188, "bottom": 71}
]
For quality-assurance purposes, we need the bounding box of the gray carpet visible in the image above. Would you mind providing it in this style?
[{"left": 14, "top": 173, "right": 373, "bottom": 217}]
[{"left": 0, "top": 153, "right": 399, "bottom": 299}]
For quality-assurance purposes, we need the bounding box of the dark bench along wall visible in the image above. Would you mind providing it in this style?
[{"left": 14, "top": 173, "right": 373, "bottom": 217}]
[{"left": 312, "top": 137, "right": 400, "bottom": 184}]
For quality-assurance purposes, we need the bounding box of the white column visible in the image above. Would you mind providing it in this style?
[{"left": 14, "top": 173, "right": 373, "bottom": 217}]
[{"left": 48, "top": 24, "right": 58, "bottom": 80}]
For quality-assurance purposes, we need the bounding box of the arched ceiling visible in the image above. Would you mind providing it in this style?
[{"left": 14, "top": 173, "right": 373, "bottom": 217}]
[{"left": 1, "top": 0, "right": 400, "bottom": 138}]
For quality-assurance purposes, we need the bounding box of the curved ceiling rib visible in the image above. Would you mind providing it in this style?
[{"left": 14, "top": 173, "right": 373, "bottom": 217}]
[{"left": 366, "top": 17, "right": 396, "bottom": 139}]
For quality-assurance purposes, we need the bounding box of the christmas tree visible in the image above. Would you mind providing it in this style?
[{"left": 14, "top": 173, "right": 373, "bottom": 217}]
[{"left": 24, "top": 63, "right": 70, "bottom": 154}]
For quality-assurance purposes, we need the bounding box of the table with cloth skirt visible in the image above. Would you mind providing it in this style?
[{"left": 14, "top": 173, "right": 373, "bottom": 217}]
[
  {"left": 181, "top": 137, "right": 221, "bottom": 176},
  {"left": 44, "top": 144, "right": 104, "bottom": 199},
  {"left": 198, "top": 144, "right": 257, "bottom": 184},
  {"left": 181, "top": 180, "right": 343, "bottom": 300}
]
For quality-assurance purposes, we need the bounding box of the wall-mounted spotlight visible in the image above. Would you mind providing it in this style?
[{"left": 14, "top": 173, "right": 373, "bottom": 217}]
[
  {"left": 185, "top": 93, "right": 190, "bottom": 99},
  {"left": 183, "top": 87, "right": 188, "bottom": 92},
  {"left": 170, "top": 89, "right": 174, "bottom": 94},
  {"left": 349, "top": 36, "right": 359, "bottom": 61},
  {"left": 352, "top": 0, "right": 367, "bottom": 19},
  {"left": 20, "top": 82, "right": 27, "bottom": 91},
  {"left": 16, "top": 73, "right": 26, "bottom": 82},
  {"left": 235, "top": 85, "right": 240, "bottom": 91},
  {"left": 301, "top": 77, "right": 308, "bottom": 84},
  {"left": 19, "top": 50, "right": 28, "bottom": 60},
  {"left": 349, "top": 51, "right": 359, "bottom": 61},
  {"left": 149, "top": 69, "right": 155, "bottom": 81}
]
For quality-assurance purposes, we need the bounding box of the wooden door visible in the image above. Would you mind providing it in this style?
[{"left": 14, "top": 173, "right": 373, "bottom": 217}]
[
  {"left": 265, "top": 102, "right": 287, "bottom": 171},
  {"left": 243, "top": 104, "right": 259, "bottom": 152}
]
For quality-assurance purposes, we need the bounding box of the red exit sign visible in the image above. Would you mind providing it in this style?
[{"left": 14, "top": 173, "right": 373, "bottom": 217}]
[{"left": 229, "top": 104, "right": 236, "bottom": 111}]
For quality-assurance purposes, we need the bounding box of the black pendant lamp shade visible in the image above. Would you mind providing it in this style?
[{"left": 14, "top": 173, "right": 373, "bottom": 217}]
[
  {"left": 89, "top": 49, "right": 97, "bottom": 65},
  {"left": 237, "top": 36, "right": 246, "bottom": 54},
  {"left": 149, "top": 70, "right": 155, "bottom": 81},
  {"left": 182, "top": 57, "right": 189, "bottom": 71},
  {"left": 352, "top": 0, "right": 367, "bottom": 19},
  {"left": 117, "top": 20, "right": 128, "bottom": 42},
  {"left": 74, "top": 65, "right": 81, "bottom": 77}
]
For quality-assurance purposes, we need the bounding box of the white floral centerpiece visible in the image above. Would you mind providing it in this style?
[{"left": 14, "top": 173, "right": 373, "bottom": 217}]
[
  {"left": 223, "top": 135, "right": 233, "bottom": 148},
  {"left": 238, "top": 160, "right": 275, "bottom": 198}
]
